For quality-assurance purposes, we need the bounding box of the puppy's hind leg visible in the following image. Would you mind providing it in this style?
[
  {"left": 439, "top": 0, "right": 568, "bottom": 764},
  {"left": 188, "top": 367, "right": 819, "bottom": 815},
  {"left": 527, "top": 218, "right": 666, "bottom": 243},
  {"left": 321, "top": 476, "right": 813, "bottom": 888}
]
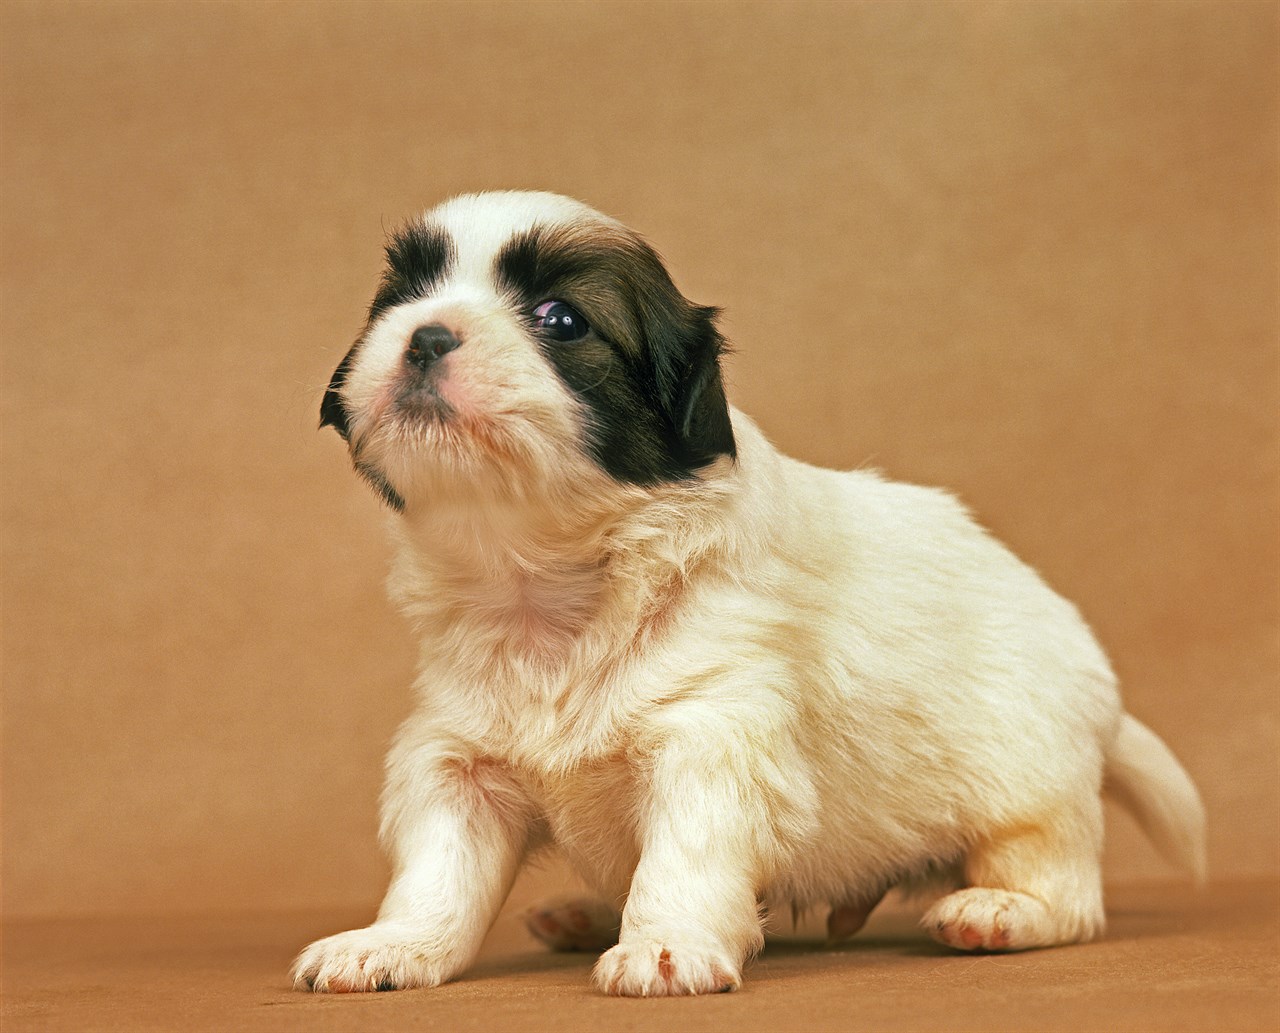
[{"left": 923, "top": 799, "right": 1105, "bottom": 952}]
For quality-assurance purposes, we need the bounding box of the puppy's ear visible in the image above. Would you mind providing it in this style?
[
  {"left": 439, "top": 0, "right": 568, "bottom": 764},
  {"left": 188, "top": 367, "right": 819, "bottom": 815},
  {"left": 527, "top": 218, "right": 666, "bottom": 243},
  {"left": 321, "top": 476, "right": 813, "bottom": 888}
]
[
  {"left": 628, "top": 238, "right": 736, "bottom": 467},
  {"left": 651, "top": 304, "right": 736, "bottom": 468},
  {"left": 319, "top": 347, "right": 354, "bottom": 441}
]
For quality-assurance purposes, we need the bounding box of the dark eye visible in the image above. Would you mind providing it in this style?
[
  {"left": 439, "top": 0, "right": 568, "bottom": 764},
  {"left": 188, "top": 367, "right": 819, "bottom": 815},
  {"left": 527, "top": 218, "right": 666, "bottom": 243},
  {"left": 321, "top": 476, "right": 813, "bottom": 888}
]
[{"left": 533, "top": 300, "right": 590, "bottom": 342}]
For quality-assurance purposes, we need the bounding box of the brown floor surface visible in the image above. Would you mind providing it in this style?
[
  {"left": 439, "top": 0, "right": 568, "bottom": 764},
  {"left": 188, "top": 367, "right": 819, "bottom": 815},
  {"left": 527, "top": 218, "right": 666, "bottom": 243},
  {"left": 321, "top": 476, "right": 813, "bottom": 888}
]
[{"left": 3, "top": 880, "right": 1276, "bottom": 1033}]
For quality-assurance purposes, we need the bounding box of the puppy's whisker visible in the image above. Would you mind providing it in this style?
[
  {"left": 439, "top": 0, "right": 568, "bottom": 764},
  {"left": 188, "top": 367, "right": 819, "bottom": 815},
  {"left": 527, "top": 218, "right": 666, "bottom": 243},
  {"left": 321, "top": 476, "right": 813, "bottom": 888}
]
[{"left": 575, "top": 355, "right": 616, "bottom": 396}]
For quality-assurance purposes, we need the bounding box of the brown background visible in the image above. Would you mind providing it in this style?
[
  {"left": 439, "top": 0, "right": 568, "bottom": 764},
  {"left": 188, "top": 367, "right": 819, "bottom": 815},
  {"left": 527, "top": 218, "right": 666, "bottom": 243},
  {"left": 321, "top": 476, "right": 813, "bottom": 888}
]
[{"left": 2, "top": 0, "right": 1276, "bottom": 939}]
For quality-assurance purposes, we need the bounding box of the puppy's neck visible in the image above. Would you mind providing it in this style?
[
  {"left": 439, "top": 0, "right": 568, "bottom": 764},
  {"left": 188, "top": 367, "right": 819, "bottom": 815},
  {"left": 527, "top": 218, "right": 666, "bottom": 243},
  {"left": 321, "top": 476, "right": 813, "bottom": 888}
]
[
  {"left": 387, "top": 477, "right": 737, "bottom": 669},
  {"left": 388, "top": 493, "right": 628, "bottom": 661}
]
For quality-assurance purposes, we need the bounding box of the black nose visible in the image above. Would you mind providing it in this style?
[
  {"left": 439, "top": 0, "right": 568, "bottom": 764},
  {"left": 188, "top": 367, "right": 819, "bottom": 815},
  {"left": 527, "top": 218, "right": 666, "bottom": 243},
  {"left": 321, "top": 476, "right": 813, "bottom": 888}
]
[{"left": 406, "top": 323, "right": 461, "bottom": 369}]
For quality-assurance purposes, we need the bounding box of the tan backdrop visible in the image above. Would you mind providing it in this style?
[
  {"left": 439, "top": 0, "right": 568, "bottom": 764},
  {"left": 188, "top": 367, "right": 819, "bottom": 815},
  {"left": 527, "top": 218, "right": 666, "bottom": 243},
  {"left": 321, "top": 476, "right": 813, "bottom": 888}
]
[{"left": 2, "top": 1, "right": 1276, "bottom": 923}]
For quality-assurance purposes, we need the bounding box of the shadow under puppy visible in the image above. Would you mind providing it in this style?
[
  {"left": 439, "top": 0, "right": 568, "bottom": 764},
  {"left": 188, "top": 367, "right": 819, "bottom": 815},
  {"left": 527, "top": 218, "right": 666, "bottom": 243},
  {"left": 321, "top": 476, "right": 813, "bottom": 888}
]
[{"left": 294, "top": 191, "right": 1205, "bottom": 996}]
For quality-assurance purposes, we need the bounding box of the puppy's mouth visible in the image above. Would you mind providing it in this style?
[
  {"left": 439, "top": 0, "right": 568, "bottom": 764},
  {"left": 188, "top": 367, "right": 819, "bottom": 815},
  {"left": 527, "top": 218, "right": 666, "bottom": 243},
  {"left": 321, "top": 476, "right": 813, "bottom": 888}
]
[{"left": 392, "top": 371, "right": 455, "bottom": 423}]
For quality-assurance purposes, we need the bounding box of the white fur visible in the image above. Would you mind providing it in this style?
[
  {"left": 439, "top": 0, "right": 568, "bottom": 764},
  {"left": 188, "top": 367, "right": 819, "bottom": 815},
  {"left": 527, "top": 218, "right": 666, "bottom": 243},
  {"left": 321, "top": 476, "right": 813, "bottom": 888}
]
[{"left": 293, "top": 192, "right": 1206, "bottom": 996}]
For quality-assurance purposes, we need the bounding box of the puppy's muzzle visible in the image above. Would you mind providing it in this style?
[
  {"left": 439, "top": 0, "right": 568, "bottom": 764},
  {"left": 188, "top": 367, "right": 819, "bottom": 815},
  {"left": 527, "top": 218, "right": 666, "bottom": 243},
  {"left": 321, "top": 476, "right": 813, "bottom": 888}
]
[{"left": 406, "top": 323, "right": 461, "bottom": 371}]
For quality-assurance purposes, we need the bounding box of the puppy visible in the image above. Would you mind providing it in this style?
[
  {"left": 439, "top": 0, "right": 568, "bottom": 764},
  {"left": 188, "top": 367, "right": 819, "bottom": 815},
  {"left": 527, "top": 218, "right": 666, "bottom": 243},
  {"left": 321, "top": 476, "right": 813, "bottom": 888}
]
[{"left": 293, "top": 191, "right": 1206, "bottom": 996}]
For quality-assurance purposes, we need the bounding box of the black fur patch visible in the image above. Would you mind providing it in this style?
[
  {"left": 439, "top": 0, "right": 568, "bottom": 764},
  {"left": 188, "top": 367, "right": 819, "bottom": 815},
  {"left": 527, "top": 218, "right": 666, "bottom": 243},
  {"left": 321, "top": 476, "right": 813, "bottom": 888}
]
[
  {"left": 318, "top": 348, "right": 356, "bottom": 439},
  {"left": 368, "top": 223, "right": 455, "bottom": 324},
  {"left": 320, "top": 224, "right": 455, "bottom": 440},
  {"left": 355, "top": 460, "right": 406, "bottom": 513},
  {"left": 495, "top": 225, "right": 735, "bottom": 485}
]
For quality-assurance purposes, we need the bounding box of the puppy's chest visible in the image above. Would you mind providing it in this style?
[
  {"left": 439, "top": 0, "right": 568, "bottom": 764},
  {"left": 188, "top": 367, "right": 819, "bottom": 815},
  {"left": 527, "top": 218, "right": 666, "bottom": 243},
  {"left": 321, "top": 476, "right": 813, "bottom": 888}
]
[
  {"left": 427, "top": 598, "right": 682, "bottom": 770},
  {"left": 473, "top": 654, "right": 652, "bottom": 773}
]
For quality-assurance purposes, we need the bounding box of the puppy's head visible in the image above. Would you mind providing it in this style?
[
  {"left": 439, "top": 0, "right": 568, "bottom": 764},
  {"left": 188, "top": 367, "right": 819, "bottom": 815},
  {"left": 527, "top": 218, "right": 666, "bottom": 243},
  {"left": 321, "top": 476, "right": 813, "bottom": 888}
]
[{"left": 321, "top": 192, "right": 735, "bottom": 512}]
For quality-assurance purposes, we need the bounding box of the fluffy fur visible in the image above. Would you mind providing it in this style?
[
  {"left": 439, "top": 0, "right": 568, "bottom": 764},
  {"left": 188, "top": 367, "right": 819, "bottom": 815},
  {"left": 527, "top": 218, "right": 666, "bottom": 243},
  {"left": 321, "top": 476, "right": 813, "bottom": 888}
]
[{"left": 293, "top": 191, "right": 1206, "bottom": 997}]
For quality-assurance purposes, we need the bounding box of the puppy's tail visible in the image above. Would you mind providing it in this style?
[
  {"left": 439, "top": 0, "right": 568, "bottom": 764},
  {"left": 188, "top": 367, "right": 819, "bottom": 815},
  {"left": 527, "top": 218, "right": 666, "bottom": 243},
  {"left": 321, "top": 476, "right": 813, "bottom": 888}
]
[{"left": 1103, "top": 713, "right": 1207, "bottom": 884}]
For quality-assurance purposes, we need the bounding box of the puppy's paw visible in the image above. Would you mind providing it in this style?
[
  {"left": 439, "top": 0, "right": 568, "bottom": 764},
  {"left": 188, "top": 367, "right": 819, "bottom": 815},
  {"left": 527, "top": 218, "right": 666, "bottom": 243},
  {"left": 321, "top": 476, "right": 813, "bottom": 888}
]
[
  {"left": 524, "top": 895, "right": 621, "bottom": 952},
  {"left": 923, "top": 888, "right": 1055, "bottom": 952},
  {"left": 592, "top": 937, "right": 741, "bottom": 996},
  {"left": 291, "top": 924, "right": 460, "bottom": 992}
]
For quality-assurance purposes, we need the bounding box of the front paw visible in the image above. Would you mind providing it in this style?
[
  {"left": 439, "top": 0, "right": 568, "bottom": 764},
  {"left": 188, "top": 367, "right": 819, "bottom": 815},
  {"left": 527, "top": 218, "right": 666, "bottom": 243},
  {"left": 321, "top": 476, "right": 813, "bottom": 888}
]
[
  {"left": 593, "top": 937, "right": 741, "bottom": 996},
  {"left": 291, "top": 923, "right": 461, "bottom": 992}
]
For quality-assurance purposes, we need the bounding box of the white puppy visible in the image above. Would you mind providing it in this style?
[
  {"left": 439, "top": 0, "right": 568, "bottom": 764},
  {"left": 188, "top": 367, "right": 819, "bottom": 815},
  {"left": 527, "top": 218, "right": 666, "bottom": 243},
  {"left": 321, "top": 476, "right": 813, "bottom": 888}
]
[{"left": 293, "top": 191, "right": 1205, "bottom": 996}]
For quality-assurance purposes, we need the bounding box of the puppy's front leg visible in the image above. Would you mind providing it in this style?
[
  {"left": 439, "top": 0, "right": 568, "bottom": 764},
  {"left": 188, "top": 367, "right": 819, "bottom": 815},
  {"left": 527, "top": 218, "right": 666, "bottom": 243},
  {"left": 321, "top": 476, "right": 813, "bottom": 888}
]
[
  {"left": 293, "top": 728, "right": 533, "bottom": 992},
  {"left": 594, "top": 699, "right": 813, "bottom": 996}
]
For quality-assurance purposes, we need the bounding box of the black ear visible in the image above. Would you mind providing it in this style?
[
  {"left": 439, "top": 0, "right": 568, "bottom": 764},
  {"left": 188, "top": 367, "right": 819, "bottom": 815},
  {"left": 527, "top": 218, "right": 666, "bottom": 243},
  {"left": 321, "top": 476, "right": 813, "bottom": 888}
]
[
  {"left": 652, "top": 304, "right": 736, "bottom": 468},
  {"left": 627, "top": 235, "right": 736, "bottom": 469},
  {"left": 319, "top": 346, "right": 355, "bottom": 441}
]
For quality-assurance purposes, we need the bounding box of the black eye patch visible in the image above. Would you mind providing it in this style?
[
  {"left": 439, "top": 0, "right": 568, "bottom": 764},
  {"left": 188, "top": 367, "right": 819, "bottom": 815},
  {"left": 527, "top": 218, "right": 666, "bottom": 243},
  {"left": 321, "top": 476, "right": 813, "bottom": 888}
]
[
  {"left": 495, "top": 228, "right": 593, "bottom": 312},
  {"left": 367, "top": 223, "right": 455, "bottom": 325}
]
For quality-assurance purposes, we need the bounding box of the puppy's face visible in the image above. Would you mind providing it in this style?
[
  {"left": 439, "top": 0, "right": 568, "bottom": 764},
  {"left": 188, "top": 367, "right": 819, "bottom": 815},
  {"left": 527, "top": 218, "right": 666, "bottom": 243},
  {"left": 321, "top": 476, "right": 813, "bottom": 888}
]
[{"left": 322, "top": 192, "right": 735, "bottom": 512}]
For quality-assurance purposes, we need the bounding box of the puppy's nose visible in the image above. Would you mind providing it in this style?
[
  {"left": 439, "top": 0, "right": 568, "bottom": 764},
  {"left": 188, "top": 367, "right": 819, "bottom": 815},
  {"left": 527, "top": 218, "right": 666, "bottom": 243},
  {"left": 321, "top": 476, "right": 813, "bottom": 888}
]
[{"left": 406, "top": 323, "right": 461, "bottom": 369}]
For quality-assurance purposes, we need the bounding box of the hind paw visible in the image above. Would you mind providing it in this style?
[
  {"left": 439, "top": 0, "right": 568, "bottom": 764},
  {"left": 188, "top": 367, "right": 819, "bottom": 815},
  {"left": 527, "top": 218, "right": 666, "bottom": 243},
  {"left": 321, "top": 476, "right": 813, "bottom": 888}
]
[
  {"left": 523, "top": 895, "right": 621, "bottom": 952},
  {"left": 923, "top": 888, "right": 1055, "bottom": 951}
]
